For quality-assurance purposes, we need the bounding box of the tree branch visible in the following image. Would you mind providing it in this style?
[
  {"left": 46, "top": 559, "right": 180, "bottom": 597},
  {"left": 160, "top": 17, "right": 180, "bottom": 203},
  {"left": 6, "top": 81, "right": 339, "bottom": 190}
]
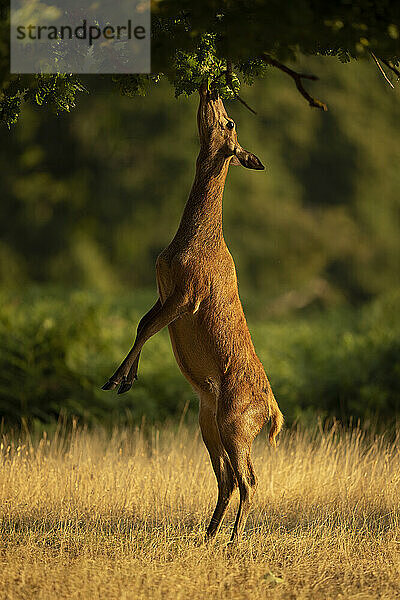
[
  {"left": 369, "top": 51, "right": 394, "bottom": 88},
  {"left": 225, "top": 61, "right": 257, "bottom": 115},
  {"left": 262, "top": 53, "right": 328, "bottom": 111},
  {"left": 379, "top": 57, "right": 400, "bottom": 81}
]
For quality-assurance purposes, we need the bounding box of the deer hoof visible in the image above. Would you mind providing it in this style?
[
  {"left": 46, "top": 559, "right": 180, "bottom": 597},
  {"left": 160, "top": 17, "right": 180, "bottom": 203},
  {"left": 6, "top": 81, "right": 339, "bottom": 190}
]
[
  {"left": 117, "top": 380, "right": 133, "bottom": 394},
  {"left": 102, "top": 379, "right": 119, "bottom": 391}
]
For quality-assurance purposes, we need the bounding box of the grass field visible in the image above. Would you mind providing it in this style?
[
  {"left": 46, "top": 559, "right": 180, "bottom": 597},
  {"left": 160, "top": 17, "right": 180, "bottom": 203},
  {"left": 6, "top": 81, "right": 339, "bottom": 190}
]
[{"left": 1, "top": 423, "right": 400, "bottom": 599}]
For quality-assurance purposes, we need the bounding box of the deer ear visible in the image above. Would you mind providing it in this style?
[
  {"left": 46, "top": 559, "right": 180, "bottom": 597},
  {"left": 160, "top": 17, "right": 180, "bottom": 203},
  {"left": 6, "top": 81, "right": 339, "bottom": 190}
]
[
  {"left": 234, "top": 147, "right": 265, "bottom": 170},
  {"left": 230, "top": 156, "right": 241, "bottom": 166}
]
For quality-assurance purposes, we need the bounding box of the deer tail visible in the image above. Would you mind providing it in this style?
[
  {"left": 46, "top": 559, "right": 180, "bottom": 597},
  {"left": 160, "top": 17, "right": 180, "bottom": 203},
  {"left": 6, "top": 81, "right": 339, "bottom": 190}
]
[{"left": 268, "top": 391, "right": 284, "bottom": 447}]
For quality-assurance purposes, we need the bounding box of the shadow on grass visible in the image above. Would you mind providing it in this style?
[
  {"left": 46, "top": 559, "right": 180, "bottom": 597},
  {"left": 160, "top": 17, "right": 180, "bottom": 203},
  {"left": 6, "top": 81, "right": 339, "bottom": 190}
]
[
  {"left": 0, "top": 510, "right": 207, "bottom": 548},
  {"left": 249, "top": 500, "right": 399, "bottom": 537},
  {"left": 1, "top": 500, "right": 398, "bottom": 553}
]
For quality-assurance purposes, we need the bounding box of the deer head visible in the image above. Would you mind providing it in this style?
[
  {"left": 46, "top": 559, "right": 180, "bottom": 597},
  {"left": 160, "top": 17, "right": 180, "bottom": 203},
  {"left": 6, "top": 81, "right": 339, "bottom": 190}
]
[{"left": 197, "top": 84, "right": 264, "bottom": 170}]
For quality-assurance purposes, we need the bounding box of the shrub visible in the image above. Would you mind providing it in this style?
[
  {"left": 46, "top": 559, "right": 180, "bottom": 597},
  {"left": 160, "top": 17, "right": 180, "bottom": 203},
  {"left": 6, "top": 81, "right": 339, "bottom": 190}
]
[{"left": 0, "top": 287, "right": 399, "bottom": 428}]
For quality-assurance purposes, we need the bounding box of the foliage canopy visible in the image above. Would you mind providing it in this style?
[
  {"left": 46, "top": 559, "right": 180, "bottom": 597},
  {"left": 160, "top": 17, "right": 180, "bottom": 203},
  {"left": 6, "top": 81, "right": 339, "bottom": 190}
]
[{"left": 1, "top": 0, "right": 400, "bottom": 126}]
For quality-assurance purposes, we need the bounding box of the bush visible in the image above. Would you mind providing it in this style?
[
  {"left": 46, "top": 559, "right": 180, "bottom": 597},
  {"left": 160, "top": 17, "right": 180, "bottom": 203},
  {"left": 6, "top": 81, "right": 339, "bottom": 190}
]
[
  {"left": 0, "top": 287, "right": 192, "bottom": 427},
  {"left": 253, "top": 290, "right": 400, "bottom": 425},
  {"left": 0, "top": 287, "right": 399, "bottom": 428}
]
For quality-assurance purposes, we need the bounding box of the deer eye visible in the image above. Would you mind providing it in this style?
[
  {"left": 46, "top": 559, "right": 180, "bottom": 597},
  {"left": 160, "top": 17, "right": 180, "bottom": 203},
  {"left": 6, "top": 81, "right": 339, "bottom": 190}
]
[{"left": 226, "top": 120, "right": 235, "bottom": 130}]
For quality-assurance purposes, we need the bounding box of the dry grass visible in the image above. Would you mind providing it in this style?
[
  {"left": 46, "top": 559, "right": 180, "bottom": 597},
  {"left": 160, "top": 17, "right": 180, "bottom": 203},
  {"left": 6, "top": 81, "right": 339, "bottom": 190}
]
[{"left": 1, "top": 423, "right": 400, "bottom": 600}]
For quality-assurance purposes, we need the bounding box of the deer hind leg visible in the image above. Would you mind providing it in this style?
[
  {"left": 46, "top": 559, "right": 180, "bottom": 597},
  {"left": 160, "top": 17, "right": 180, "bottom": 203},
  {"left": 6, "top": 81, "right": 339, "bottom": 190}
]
[
  {"left": 217, "top": 399, "right": 264, "bottom": 543},
  {"left": 199, "top": 399, "right": 237, "bottom": 541},
  {"left": 102, "top": 290, "right": 189, "bottom": 393}
]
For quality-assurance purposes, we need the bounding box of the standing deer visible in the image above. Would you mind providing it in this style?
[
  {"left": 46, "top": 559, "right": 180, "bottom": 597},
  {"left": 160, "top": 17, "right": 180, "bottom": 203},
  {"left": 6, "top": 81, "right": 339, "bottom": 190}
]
[{"left": 102, "top": 84, "right": 283, "bottom": 543}]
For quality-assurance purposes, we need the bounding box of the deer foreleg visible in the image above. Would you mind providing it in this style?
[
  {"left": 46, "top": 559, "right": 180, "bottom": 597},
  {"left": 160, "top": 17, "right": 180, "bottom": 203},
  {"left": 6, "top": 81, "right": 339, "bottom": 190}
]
[
  {"left": 102, "top": 290, "right": 189, "bottom": 393},
  {"left": 113, "top": 298, "right": 162, "bottom": 394}
]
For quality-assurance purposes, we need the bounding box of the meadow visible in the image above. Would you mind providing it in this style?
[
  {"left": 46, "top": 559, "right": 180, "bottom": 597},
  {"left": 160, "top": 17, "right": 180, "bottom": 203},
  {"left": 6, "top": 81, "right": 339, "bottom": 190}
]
[{"left": 1, "top": 423, "right": 400, "bottom": 599}]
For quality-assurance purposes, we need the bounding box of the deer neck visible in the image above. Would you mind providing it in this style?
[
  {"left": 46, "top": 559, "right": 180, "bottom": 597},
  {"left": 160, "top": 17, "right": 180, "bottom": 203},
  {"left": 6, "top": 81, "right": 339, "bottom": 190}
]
[{"left": 176, "top": 149, "right": 229, "bottom": 245}]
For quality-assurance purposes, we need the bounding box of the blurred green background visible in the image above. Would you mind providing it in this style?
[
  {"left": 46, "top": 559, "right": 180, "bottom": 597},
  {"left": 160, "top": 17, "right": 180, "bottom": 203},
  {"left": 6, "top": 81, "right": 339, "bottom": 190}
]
[{"left": 1, "top": 57, "right": 399, "bottom": 428}]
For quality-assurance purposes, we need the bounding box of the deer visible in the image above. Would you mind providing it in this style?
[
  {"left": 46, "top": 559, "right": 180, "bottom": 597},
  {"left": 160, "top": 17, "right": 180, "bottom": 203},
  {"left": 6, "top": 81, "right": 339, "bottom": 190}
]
[{"left": 102, "top": 84, "right": 284, "bottom": 543}]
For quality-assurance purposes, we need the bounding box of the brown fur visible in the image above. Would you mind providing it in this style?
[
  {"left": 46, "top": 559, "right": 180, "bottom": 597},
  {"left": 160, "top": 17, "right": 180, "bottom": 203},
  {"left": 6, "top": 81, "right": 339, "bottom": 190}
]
[{"left": 103, "top": 86, "right": 283, "bottom": 542}]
